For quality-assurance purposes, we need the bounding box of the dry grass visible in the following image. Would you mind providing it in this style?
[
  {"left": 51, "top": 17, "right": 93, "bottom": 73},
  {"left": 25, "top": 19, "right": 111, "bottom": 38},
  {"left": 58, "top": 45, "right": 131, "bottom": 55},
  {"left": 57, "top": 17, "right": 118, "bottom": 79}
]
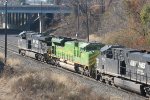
[
  {"left": 0, "top": 52, "right": 4, "bottom": 75},
  {"left": 0, "top": 70, "right": 105, "bottom": 100},
  {"left": 93, "top": 28, "right": 150, "bottom": 50},
  {"left": 0, "top": 52, "right": 21, "bottom": 67},
  {"left": 6, "top": 58, "right": 21, "bottom": 67},
  {"left": 90, "top": 4, "right": 101, "bottom": 13},
  {"left": 0, "top": 52, "right": 109, "bottom": 100},
  {"left": 99, "top": 30, "right": 135, "bottom": 45},
  {"left": 0, "top": 52, "right": 4, "bottom": 61},
  {"left": 89, "top": 34, "right": 101, "bottom": 42},
  {"left": 0, "top": 59, "right": 106, "bottom": 100},
  {"left": 109, "top": 96, "right": 122, "bottom": 100}
]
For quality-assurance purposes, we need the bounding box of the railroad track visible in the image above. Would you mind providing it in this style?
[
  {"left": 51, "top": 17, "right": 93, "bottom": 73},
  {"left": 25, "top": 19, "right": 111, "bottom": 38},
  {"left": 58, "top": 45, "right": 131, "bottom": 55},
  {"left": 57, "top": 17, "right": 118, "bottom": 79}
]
[
  {"left": 0, "top": 40, "right": 148, "bottom": 100},
  {"left": 0, "top": 39, "right": 18, "bottom": 48}
]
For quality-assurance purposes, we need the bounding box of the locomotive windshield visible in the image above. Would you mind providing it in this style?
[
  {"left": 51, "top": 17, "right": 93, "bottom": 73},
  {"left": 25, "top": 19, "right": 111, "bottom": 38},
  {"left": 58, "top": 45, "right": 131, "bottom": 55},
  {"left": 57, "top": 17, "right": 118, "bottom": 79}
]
[
  {"left": 85, "top": 46, "right": 99, "bottom": 51},
  {"left": 85, "top": 43, "right": 102, "bottom": 51}
]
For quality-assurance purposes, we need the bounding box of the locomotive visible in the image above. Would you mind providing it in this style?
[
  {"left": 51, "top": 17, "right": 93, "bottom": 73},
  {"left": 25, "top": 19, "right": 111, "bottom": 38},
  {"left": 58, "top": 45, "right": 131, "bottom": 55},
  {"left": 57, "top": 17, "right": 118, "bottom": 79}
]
[
  {"left": 96, "top": 45, "right": 150, "bottom": 96},
  {"left": 18, "top": 31, "right": 150, "bottom": 96},
  {"left": 18, "top": 31, "right": 53, "bottom": 61}
]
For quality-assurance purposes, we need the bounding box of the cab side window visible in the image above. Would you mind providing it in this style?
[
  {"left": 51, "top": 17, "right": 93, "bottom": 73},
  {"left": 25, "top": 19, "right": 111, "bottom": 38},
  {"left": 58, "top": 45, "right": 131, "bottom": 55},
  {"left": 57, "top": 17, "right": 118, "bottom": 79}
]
[
  {"left": 52, "top": 46, "right": 55, "bottom": 54},
  {"left": 21, "top": 34, "right": 26, "bottom": 39},
  {"left": 106, "top": 50, "right": 113, "bottom": 59}
]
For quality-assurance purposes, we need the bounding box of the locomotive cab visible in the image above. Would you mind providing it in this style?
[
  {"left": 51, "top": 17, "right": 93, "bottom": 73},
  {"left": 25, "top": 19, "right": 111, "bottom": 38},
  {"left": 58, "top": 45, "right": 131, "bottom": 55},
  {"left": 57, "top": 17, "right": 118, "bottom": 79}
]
[
  {"left": 84, "top": 43, "right": 100, "bottom": 52},
  {"left": 96, "top": 45, "right": 124, "bottom": 75},
  {"left": 78, "top": 42, "right": 103, "bottom": 68},
  {"left": 18, "top": 31, "right": 38, "bottom": 50},
  {"left": 18, "top": 31, "right": 53, "bottom": 62}
]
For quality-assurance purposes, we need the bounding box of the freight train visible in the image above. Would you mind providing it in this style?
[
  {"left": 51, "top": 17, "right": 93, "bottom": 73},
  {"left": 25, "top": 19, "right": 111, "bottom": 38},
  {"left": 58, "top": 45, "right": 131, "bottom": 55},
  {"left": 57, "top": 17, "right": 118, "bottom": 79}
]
[{"left": 18, "top": 31, "right": 150, "bottom": 96}]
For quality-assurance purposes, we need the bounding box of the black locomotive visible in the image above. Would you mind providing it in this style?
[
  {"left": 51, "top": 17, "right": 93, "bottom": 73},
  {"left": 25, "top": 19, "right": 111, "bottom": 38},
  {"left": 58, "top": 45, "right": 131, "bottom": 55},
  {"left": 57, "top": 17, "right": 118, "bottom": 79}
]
[{"left": 96, "top": 45, "right": 150, "bottom": 96}]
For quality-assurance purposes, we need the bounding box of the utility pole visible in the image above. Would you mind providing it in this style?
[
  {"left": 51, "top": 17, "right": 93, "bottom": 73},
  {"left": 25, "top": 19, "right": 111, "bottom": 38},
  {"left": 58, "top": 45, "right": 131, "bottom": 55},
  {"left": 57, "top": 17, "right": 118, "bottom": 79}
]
[
  {"left": 76, "top": 3, "right": 80, "bottom": 39},
  {"left": 101, "top": 0, "right": 105, "bottom": 13},
  {"left": 86, "top": 0, "right": 89, "bottom": 42},
  {"left": 4, "top": 0, "right": 7, "bottom": 64},
  {"left": 39, "top": 1, "right": 43, "bottom": 33}
]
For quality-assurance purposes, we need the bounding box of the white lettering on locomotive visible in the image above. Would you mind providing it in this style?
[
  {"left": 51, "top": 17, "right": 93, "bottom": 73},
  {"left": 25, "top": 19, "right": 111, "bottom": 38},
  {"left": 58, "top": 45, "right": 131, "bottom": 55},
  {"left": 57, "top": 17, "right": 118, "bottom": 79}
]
[
  {"left": 102, "top": 57, "right": 105, "bottom": 62},
  {"left": 137, "top": 69, "right": 144, "bottom": 75},
  {"left": 130, "top": 60, "right": 137, "bottom": 67},
  {"left": 130, "top": 60, "right": 146, "bottom": 69},
  {"left": 138, "top": 62, "right": 146, "bottom": 69}
]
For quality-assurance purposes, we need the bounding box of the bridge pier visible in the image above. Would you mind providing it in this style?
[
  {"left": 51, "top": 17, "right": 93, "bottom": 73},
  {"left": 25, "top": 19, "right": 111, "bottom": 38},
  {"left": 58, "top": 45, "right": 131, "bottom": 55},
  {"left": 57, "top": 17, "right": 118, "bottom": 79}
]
[
  {"left": 18, "top": 13, "right": 21, "bottom": 25},
  {"left": 27, "top": 13, "right": 32, "bottom": 31},
  {"left": 12, "top": 13, "right": 14, "bottom": 25},
  {"left": 21, "top": 13, "right": 24, "bottom": 25},
  {"left": 38, "top": 13, "right": 45, "bottom": 33},
  {"left": 2, "top": 13, "right": 26, "bottom": 29},
  {"left": 1, "top": 12, "right": 53, "bottom": 32},
  {"left": 16, "top": 13, "right": 19, "bottom": 26}
]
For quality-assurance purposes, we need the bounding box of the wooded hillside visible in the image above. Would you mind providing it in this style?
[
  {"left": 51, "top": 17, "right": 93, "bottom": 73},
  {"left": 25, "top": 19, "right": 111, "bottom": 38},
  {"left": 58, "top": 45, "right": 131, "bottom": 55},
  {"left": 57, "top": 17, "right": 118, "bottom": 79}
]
[{"left": 52, "top": 0, "right": 150, "bottom": 50}]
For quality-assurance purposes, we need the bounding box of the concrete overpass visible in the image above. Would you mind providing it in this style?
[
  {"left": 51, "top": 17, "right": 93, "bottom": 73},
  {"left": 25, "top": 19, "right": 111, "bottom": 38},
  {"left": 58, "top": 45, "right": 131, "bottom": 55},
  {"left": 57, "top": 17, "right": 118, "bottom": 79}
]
[
  {"left": 0, "top": 5, "right": 72, "bottom": 13},
  {"left": 0, "top": 5, "right": 73, "bottom": 32}
]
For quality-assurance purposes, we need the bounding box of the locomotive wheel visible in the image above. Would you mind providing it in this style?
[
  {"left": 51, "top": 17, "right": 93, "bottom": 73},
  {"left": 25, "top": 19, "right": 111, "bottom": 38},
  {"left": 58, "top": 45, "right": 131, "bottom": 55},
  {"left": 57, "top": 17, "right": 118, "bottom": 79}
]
[
  {"left": 105, "top": 80, "right": 111, "bottom": 85},
  {"left": 90, "top": 69, "right": 96, "bottom": 78},
  {"left": 38, "top": 54, "right": 42, "bottom": 61},
  {"left": 102, "top": 79, "right": 106, "bottom": 83},
  {"left": 46, "top": 59, "right": 50, "bottom": 64},
  {"left": 38, "top": 57, "right": 41, "bottom": 61},
  {"left": 75, "top": 66, "right": 80, "bottom": 73},
  {"left": 35, "top": 54, "right": 38, "bottom": 60},
  {"left": 144, "top": 87, "right": 150, "bottom": 97},
  {"left": 80, "top": 68, "right": 84, "bottom": 75},
  {"left": 84, "top": 69, "right": 90, "bottom": 77},
  {"left": 96, "top": 75, "right": 101, "bottom": 81},
  {"left": 21, "top": 53, "right": 25, "bottom": 56},
  {"left": 50, "top": 59, "right": 56, "bottom": 65},
  {"left": 108, "top": 81, "right": 112, "bottom": 85},
  {"left": 18, "top": 49, "right": 21, "bottom": 54},
  {"left": 43, "top": 58, "right": 45, "bottom": 62},
  {"left": 55, "top": 61, "right": 60, "bottom": 67},
  {"left": 41, "top": 56, "right": 45, "bottom": 62},
  {"left": 141, "top": 85, "right": 146, "bottom": 96}
]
